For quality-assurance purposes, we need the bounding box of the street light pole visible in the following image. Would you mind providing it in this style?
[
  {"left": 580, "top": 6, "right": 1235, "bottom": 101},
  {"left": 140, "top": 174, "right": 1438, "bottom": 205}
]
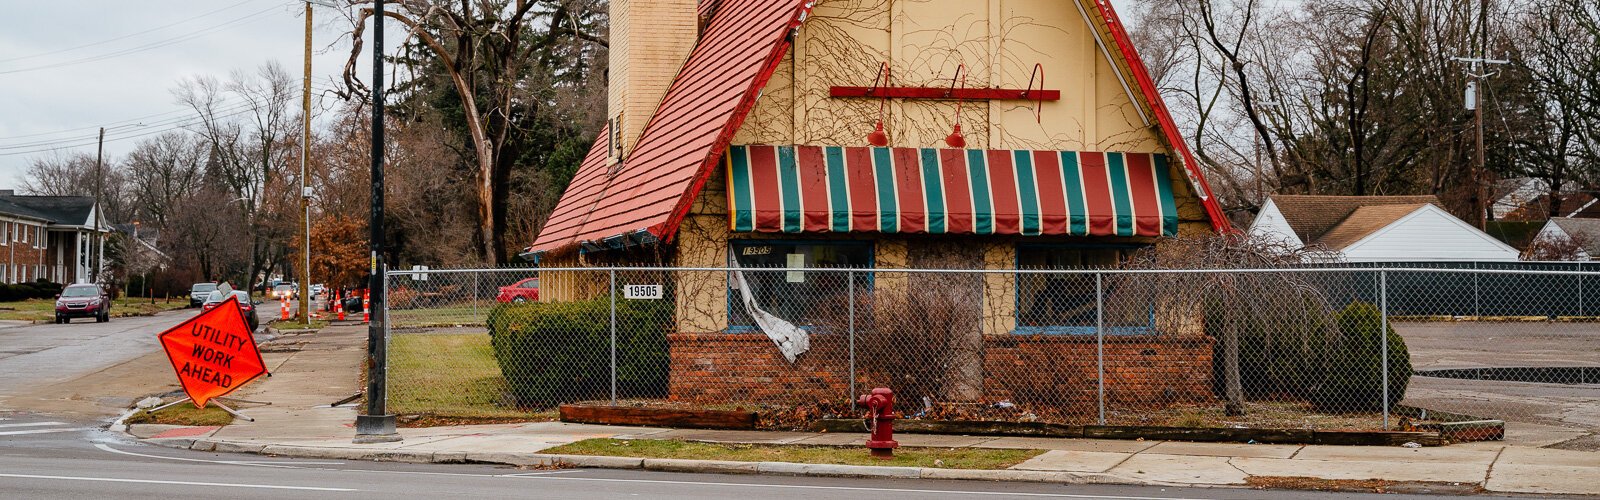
[{"left": 355, "top": 0, "right": 399, "bottom": 444}]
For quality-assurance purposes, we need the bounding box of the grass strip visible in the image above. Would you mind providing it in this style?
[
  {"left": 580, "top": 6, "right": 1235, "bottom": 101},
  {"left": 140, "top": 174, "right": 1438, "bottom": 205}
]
[
  {"left": 124, "top": 404, "right": 234, "bottom": 427},
  {"left": 542, "top": 438, "right": 1045, "bottom": 470},
  {"left": 388, "top": 332, "right": 554, "bottom": 423}
]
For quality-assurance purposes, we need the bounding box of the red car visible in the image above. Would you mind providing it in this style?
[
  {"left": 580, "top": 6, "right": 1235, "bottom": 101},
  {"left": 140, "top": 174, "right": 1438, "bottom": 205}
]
[{"left": 496, "top": 277, "right": 539, "bottom": 303}]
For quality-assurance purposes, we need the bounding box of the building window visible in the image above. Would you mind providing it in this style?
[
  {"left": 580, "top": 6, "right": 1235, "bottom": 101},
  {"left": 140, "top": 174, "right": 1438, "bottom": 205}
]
[
  {"left": 34, "top": 227, "right": 43, "bottom": 249},
  {"left": 728, "top": 240, "right": 872, "bottom": 331},
  {"left": 1015, "top": 244, "right": 1152, "bottom": 334}
]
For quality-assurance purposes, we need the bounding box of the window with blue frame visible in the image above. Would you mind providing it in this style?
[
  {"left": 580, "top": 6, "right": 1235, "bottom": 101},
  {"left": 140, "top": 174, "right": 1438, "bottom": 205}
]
[
  {"left": 1015, "top": 244, "right": 1152, "bottom": 334},
  {"left": 728, "top": 240, "right": 872, "bottom": 331}
]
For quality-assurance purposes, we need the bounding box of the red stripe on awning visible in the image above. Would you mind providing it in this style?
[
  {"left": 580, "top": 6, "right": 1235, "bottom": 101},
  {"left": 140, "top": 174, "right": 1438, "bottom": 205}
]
[
  {"left": 797, "top": 146, "right": 831, "bottom": 232},
  {"left": 846, "top": 147, "right": 878, "bottom": 232},
  {"left": 749, "top": 146, "right": 783, "bottom": 231},
  {"left": 1032, "top": 151, "right": 1069, "bottom": 234},
  {"left": 1079, "top": 152, "right": 1116, "bottom": 235},
  {"left": 1125, "top": 153, "right": 1162, "bottom": 236},
  {"left": 987, "top": 150, "right": 1021, "bottom": 235},
  {"left": 939, "top": 149, "right": 974, "bottom": 234},
  {"left": 893, "top": 148, "right": 926, "bottom": 233}
]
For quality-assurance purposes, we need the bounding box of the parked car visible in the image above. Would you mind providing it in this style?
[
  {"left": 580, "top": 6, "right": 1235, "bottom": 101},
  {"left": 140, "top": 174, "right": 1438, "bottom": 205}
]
[
  {"left": 310, "top": 283, "right": 325, "bottom": 299},
  {"left": 189, "top": 282, "right": 218, "bottom": 308},
  {"left": 55, "top": 284, "right": 111, "bottom": 324},
  {"left": 202, "top": 290, "right": 260, "bottom": 332},
  {"left": 271, "top": 283, "right": 298, "bottom": 301},
  {"left": 496, "top": 277, "right": 539, "bottom": 303},
  {"left": 341, "top": 290, "right": 366, "bottom": 313}
]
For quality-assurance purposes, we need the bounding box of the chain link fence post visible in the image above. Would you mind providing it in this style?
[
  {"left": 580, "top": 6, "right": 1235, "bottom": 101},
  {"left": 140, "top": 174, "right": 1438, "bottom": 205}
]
[
  {"left": 1380, "top": 269, "right": 1390, "bottom": 430},
  {"left": 847, "top": 270, "right": 856, "bottom": 412},
  {"left": 472, "top": 271, "right": 480, "bottom": 324},
  {"left": 609, "top": 268, "right": 618, "bottom": 406},
  {"left": 1096, "top": 271, "right": 1106, "bottom": 426}
]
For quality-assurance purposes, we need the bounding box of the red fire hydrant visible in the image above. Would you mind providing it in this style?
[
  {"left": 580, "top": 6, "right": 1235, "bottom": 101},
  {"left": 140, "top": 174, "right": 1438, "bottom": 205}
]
[{"left": 858, "top": 387, "right": 899, "bottom": 459}]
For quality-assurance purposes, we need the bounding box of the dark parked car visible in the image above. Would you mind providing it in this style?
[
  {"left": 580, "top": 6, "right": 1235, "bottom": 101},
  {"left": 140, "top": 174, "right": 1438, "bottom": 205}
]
[
  {"left": 496, "top": 277, "right": 540, "bottom": 303},
  {"left": 202, "top": 290, "right": 259, "bottom": 332},
  {"left": 189, "top": 282, "right": 218, "bottom": 308},
  {"left": 341, "top": 290, "right": 365, "bottom": 313},
  {"left": 56, "top": 284, "right": 110, "bottom": 324}
]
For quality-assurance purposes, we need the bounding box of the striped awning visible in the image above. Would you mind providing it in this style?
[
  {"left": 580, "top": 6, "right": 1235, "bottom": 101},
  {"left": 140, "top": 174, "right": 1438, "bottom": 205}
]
[{"left": 726, "top": 145, "right": 1180, "bottom": 237}]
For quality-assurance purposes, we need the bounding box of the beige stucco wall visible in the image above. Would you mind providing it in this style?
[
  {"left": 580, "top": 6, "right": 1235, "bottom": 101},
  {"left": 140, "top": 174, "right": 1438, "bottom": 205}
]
[{"left": 734, "top": 0, "right": 1165, "bottom": 154}]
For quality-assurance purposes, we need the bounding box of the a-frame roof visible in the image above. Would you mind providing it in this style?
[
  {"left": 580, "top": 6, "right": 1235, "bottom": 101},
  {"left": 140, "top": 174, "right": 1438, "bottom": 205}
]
[{"left": 529, "top": 0, "right": 1229, "bottom": 256}]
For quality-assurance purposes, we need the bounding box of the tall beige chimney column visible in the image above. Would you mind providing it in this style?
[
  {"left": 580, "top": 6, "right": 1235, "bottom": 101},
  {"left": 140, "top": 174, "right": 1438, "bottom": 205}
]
[{"left": 608, "top": 0, "right": 700, "bottom": 164}]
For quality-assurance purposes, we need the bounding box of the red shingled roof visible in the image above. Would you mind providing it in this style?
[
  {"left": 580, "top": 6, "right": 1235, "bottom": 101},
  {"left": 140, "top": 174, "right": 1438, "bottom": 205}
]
[
  {"left": 527, "top": 123, "right": 611, "bottom": 254},
  {"left": 528, "top": 0, "right": 813, "bottom": 255}
]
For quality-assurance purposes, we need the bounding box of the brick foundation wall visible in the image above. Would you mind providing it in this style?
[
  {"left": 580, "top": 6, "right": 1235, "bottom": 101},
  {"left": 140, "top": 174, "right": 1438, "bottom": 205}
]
[
  {"left": 668, "top": 333, "right": 1216, "bottom": 408},
  {"left": 983, "top": 335, "right": 1215, "bottom": 407}
]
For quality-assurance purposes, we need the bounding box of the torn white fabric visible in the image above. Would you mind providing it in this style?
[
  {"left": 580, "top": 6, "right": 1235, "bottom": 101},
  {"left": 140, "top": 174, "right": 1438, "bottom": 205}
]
[{"left": 730, "top": 260, "right": 810, "bottom": 362}]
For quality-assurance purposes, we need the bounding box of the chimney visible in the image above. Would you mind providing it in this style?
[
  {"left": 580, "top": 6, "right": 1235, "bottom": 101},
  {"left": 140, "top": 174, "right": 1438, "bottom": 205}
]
[{"left": 608, "top": 0, "right": 700, "bottom": 164}]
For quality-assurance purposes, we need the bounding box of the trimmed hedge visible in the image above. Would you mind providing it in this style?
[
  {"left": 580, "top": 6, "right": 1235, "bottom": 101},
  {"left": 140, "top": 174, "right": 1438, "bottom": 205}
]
[
  {"left": 0, "top": 280, "right": 63, "bottom": 302},
  {"left": 1313, "top": 301, "right": 1412, "bottom": 412},
  {"left": 488, "top": 296, "right": 671, "bottom": 408}
]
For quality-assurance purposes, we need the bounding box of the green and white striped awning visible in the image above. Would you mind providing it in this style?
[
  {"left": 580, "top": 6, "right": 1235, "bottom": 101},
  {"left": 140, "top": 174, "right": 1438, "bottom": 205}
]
[{"left": 725, "top": 145, "right": 1179, "bottom": 237}]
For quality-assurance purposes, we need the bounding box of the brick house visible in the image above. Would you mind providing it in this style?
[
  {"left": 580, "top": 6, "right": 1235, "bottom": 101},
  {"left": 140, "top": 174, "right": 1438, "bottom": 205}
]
[
  {"left": 527, "top": 1, "right": 1230, "bottom": 406},
  {"left": 0, "top": 191, "right": 112, "bottom": 285}
]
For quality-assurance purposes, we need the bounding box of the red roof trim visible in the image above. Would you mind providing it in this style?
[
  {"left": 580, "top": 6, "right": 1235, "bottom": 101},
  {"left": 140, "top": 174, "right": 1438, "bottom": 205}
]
[
  {"left": 654, "top": 2, "right": 815, "bottom": 243},
  {"left": 1089, "top": 0, "right": 1232, "bottom": 233}
]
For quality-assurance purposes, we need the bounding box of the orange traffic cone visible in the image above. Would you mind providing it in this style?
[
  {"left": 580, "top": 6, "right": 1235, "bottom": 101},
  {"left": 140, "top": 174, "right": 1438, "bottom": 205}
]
[
  {"left": 280, "top": 298, "right": 290, "bottom": 320},
  {"left": 335, "top": 290, "right": 345, "bottom": 321},
  {"left": 362, "top": 289, "right": 370, "bottom": 323}
]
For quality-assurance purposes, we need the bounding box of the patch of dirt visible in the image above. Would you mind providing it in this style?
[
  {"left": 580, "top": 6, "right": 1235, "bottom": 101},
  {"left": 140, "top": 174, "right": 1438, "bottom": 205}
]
[
  {"left": 1547, "top": 433, "right": 1600, "bottom": 452},
  {"left": 1248, "top": 476, "right": 1483, "bottom": 495}
]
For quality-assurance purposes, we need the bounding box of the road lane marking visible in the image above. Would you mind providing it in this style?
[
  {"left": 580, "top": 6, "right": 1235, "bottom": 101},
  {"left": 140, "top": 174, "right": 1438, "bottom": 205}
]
[
  {"left": 0, "top": 427, "right": 91, "bottom": 436},
  {"left": 514, "top": 476, "right": 1211, "bottom": 500},
  {"left": 0, "top": 421, "right": 66, "bottom": 428},
  {"left": 0, "top": 473, "right": 356, "bottom": 492}
]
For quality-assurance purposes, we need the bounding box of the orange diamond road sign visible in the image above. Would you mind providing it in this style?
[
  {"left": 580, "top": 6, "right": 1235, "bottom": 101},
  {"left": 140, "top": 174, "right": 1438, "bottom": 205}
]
[{"left": 158, "top": 295, "right": 268, "bottom": 408}]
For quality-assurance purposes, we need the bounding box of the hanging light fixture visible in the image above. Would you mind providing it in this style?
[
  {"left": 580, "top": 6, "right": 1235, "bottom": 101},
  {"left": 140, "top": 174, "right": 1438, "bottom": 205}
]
[
  {"left": 867, "top": 62, "right": 891, "bottom": 147},
  {"left": 945, "top": 64, "right": 968, "bottom": 148}
]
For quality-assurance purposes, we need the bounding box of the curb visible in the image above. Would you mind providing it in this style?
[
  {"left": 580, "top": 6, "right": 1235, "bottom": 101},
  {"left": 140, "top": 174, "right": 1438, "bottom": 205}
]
[{"left": 157, "top": 437, "right": 1148, "bottom": 486}]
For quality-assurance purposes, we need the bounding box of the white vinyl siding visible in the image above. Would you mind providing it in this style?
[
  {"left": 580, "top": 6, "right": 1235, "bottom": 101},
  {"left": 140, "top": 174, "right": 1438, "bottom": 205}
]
[
  {"left": 1340, "top": 205, "right": 1522, "bottom": 262},
  {"left": 1247, "top": 199, "right": 1302, "bottom": 248}
]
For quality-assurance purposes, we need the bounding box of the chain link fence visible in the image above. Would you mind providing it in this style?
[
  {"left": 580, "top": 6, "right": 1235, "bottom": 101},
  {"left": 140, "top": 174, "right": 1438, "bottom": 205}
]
[{"left": 381, "top": 266, "right": 1598, "bottom": 440}]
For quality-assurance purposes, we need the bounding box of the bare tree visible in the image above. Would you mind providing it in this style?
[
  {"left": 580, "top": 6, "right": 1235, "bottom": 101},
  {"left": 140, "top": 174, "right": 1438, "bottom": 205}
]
[{"left": 338, "top": 0, "right": 607, "bottom": 263}]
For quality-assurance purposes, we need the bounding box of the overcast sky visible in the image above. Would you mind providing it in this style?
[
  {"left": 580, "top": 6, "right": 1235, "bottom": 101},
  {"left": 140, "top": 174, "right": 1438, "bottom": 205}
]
[
  {"left": 0, "top": 0, "right": 1139, "bottom": 189},
  {"left": 0, "top": 0, "right": 392, "bottom": 187}
]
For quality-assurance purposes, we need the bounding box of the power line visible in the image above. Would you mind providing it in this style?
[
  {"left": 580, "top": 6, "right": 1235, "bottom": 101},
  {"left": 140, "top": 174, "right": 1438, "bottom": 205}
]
[
  {"left": 0, "top": 85, "right": 343, "bottom": 156},
  {"left": 0, "top": 3, "right": 285, "bottom": 76},
  {"left": 0, "top": 0, "right": 255, "bottom": 64}
]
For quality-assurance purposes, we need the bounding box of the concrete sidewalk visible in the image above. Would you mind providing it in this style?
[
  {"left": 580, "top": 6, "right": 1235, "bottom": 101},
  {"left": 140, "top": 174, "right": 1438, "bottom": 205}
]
[{"left": 127, "top": 324, "right": 1600, "bottom": 496}]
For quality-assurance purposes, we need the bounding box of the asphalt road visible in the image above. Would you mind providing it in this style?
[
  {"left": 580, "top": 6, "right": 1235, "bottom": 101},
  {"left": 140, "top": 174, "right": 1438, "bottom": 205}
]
[{"left": 0, "top": 303, "right": 1528, "bottom": 499}]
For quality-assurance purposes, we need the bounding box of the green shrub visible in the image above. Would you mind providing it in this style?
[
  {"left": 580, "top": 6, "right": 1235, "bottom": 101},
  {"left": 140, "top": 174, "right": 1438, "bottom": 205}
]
[
  {"left": 488, "top": 296, "right": 672, "bottom": 408},
  {"left": 0, "top": 280, "right": 62, "bottom": 302},
  {"left": 1312, "top": 301, "right": 1412, "bottom": 412}
]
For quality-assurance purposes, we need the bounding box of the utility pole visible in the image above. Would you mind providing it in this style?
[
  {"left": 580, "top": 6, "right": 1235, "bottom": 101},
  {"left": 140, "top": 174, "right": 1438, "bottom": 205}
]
[
  {"left": 93, "top": 127, "right": 104, "bottom": 284},
  {"left": 298, "top": 1, "right": 314, "bottom": 325},
  {"left": 1451, "top": 6, "right": 1508, "bottom": 230},
  {"left": 355, "top": 0, "right": 399, "bottom": 444},
  {"left": 1251, "top": 101, "right": 1279, "bottom": 206}
]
